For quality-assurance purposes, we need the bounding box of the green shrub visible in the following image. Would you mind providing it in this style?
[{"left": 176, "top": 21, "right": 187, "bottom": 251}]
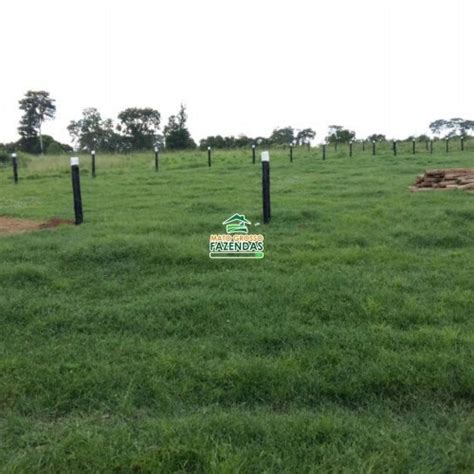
[
  {"left": 46, "top": 141, "right": 65, "bottom": 155},
  {"left": 0, "top": 148, "right": 11, "bottom": 166}
]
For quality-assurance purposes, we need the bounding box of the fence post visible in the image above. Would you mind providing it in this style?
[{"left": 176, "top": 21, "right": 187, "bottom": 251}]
[
  {"left": 446, "top": 138, "right": 449, "bottom": 153},
  {"left": 252, "top": 144, "right": 256, "bottom": 164},
  {"left": 261, "top": 151, "right": 271, "bottom": 224},
  {"left": 154, "top": 146, "right": 159, "bottom": 171},
  {"left": 290, "top": 144, "right": 293, "bottom": 162},
  {"left": 208, "top": 146, "right": 212, "bottom": 167},
  {"left": 322, "top": 144, "right": 326, "bottom": 161},
  {"left": 412, "top": 139, "right": 416, "bottom": 155},
  {"left": 349, "top": 141, "right": 353, "bottom": 157},
  {"left": 91, "top": 150, "right": 96, "bottom": 177},
  {"left": 70, "top": 157, "right": 83, "bottom": 225},
  {"left": 461, "top": 136, "right": 464, "bottom": 151},
  {"left": 372, "top": 140, "right": 376, "bottom": 156},
  {"left": 393, "top": 141, "right": 397, "bottom": 156},
  {"left": 430, "top": 140, "right": 433, "bottom": 154},
  {"left": 11, "top": 153, "right": 18, "bottom": 184}
]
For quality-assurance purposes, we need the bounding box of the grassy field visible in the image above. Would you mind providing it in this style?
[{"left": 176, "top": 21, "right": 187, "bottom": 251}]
[{"left": 0, "top": 145, "right": 473, "bottom": 472}]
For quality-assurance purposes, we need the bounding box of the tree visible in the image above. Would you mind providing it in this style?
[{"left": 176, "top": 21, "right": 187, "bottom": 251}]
[
  {"left": 235, "top": 135, "right": 252, "bottom": 148},
  {"left": 117, "top": 107, "right": 161, "bottom": 150},
  {"left": 326, "top": 125, "right": 355, "bottom": 144},
  {"left": 416, "top": 134, "right": 431, "bottom": 142},
  {"left": 164, "top": 105, "right": 196, "bottom": 150},
  {"left": 429, "top": 118, "right": 474, "bottom": 138},
  {"left": 18, "top": 90, "right": 56, "bottom": 154},
  {"left": 367, "top": 133, "right": 386, "bottom": 142},
  {"left": 269, "top": 127, "right": 295, "bottom": 145},
  {"left": 296, "top": 128, "right": 316, "bottom": 146},
  {"left": 68, "top": 108, "right": 118, "bottom": 151}
]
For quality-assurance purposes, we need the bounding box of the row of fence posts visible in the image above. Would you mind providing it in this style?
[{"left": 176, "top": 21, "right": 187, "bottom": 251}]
[
  {"left": 67, "top": 154, "right": 272, "bottom": 227},
  {"left": 282, "top": 137, "right": 465, "bottom": 160},
  {"left": 5, "top": 135, "right": 468, "bottom": 226}
]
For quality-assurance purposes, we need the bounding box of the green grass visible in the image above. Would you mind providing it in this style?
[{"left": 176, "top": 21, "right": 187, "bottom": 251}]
[{"left": 0, "top": 146, "right": 473, "bottom": 472}]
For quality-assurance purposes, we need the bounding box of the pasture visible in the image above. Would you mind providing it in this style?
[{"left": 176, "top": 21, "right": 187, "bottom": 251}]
[{"left": 0, "top": 146, "right": 473, "bottom": 472}]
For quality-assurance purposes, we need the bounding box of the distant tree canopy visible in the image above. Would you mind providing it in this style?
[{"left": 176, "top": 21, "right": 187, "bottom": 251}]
[
  {"left": 367, "top": 134, "right": 386, "bottom": 142},
  {"left": 326, "top": 125, "right": 355, "bottom": 144},
  {"left": 117, "top": 107, "right": 161, "bottom": 150},
  {"left": 18, "top": 90, "right": 56, "bottom": 154},
  {"left": 164, "top": 105, "right": 196, "bottom": 150},
  {"left": 269, "top": 127, "right": 295, "bottom": 145},
  {"left": 199, "top": 127, "right": 316, "bottom": 150},
  {"left": 68, "top": 108, "right": 119, "bottom": 152},
  {"left": 416, "top": 134, "right": 431, "bottom": 142},
  {"left": 429, "top": 118, "right": 474, "bottom": 138},
  {"left": 199, "top": 135, "right": 253, "bottom": 150},
  {"left": 296, "top": 128, "right": 316, "bottom": 145}
]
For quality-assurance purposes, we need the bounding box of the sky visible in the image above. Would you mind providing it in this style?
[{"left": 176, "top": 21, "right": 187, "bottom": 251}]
[{"left": 0, "top": 0, "right": 473, "bottom": 145}]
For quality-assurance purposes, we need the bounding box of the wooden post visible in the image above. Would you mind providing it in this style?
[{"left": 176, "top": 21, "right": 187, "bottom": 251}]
[
  {"left": 91, "top": 150, "right": 96, "bottom": 177},
  {"left": 154, "top": 146, "right": 159, "bottom": 171},
  {"left": 11, "top": 153, "right": 18, "bottom": 184},
  {"left": 70, "top": 157, "right": 83, "bottom": 225},
  {"left": 261, "top": 151, "right": 271, "bottom": 224}
]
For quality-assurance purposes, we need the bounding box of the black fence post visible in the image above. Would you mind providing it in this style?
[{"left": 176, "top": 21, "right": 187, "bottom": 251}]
[
  {"left": 461, "top": 136, "right": 464, "bottom": 151},
  {"left": 393, "top": 141, "right": 397, "bottom": 156},
  {"left": 430, "top": 140, "right": 433, "bottom": 154},
  {"left": 372, "top": 140, "right": 376, "bottom": 156},
  {"left": 11, "top": 153, "right": 18, "bottom": 184},
  {"left": 446, "top": 139, "right": 449, "bottom": 153},
  {"left": 322, "top": 144, "right": 326, "bottom": 161},
  {"left": 91, "top": 149, "right": 96, "bottom": 177},
  {"left": 154, "top": 146, "right": 159, "bottom": 171},
  {"left": 252, "top": 144, "right": 256, "bottom": 164},
  {"left": 290, "top": 144, "right": 293, "bottom": 162},
  {"left": 70, "top": 157, "right": 83, "bottom": 225},
  {"left": 349, "top": 141, "right": 353, "bottom": 157},
  {"left": 208, "top": 146, "right": 212, "bottom": 167},
  {"left": 412, "top": 139, "right": 416, "bottom": 155},
  {"left": 261, "top": 151, "right": 271, "bottom": 224}
]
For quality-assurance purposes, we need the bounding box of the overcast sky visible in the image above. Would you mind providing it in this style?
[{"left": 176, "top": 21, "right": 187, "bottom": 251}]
[{"left": 1, "top": 0, "right": 473, "bottom": 145}]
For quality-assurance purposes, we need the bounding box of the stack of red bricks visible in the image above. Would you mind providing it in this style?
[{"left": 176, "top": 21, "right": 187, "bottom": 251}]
[{"left": 410, "top": 168, "right": 474, "bottom": 191}]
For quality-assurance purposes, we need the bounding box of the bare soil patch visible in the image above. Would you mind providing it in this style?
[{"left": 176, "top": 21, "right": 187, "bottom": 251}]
[{"left": 0, "top": 216, "right": 73, "bottom": 236}]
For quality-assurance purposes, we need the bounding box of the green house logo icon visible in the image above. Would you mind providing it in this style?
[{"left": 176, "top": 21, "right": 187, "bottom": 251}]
[{"left": 222, "top": 214, "right": 251, "bottom": 234}]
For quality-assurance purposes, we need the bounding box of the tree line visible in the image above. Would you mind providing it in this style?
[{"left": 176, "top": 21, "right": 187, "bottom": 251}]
[{"left": 1, "top": 90, "right": 474, "bottom": 156}]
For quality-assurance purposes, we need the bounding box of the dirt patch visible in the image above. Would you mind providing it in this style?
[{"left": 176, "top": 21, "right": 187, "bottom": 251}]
[{"left": 0, "top": 216, "right": 74, "bottom": 236}]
